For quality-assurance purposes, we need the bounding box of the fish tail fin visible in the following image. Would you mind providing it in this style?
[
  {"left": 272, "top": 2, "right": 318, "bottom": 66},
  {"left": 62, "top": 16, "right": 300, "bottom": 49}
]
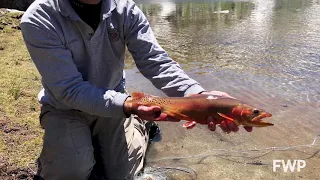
[{"left": 131, "top": 92, "right": 147, "bottom": 100}]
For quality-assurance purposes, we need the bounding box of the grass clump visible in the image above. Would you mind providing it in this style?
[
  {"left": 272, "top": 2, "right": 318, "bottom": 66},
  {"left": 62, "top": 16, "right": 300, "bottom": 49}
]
[{"left": 0, "top": 9, "right": 43, "bottom": 177}]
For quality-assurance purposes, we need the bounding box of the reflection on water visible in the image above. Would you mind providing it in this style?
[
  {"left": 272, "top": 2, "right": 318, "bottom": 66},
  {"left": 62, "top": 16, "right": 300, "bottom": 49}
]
[
  {"left": 129, "top": 0, "right": 320, "bottom": 104},
  {"left": 126, "top": 0, "right": 320, "bottom": 179}
]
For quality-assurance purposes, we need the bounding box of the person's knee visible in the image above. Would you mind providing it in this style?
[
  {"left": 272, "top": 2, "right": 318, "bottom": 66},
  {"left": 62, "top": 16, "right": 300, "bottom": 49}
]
[{"left": 40, "top": 152, "right": 95, "bottom": 180}]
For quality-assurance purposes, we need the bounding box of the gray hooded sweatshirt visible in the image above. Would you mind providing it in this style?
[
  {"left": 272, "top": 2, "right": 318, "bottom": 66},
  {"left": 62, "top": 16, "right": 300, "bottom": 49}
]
[{"left": 20, "top": 0, "right": 205, "bottom": 118}]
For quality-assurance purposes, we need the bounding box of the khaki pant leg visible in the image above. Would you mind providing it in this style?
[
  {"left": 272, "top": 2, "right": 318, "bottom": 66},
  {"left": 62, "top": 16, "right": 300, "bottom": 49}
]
[
  {"left": 39, "top": 105, "right": 95, "bottom": 180},
  {"left": 127, "top": 116, "right": 149, "bottom": 176},
  {"left": 92, "top": 115, "right": 149, "bottom": 180}
]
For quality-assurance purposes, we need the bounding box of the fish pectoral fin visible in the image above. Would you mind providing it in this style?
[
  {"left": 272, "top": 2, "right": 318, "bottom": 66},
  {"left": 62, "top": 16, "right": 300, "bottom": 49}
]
[
  {"left": 165, "top": 110, "right": 191, "bottom": 121},
  {"left": 183, "top": 121, "right": 197, "bottom": 129},
  {"left": 217, "top": 112, "right": 235, "bottom": 122},
  {"left": 217, "top": 113, "right": 240, "bottom": 126}
]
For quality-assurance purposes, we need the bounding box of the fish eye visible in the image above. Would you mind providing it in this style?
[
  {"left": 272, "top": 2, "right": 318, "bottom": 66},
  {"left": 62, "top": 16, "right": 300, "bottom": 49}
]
[{"left": 253, "top": 109, "right": 259, "bottom": 114}]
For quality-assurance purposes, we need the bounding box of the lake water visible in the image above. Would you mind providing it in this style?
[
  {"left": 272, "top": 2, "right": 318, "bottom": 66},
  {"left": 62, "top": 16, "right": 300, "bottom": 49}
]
[{"left": 125, "top": 0, "right": 320, "bottom": 179}]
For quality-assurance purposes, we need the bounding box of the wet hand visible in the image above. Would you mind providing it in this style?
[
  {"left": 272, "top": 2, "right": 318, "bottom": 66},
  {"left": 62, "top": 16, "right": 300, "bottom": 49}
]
[
  {"left": 207, "top": 116, "right": 253, "bottom": 133},
  {"left": 200, "top": 90, "right": 235, "bottom": 99},
  {"left": 135, "top": 105, "right": 180, "bottom": 122},
  {"left": 124, "top": 97, "right": 179, "bottom": 122},
  {"left": 200, "top": 91, "right": 253, "bottom": 133}
]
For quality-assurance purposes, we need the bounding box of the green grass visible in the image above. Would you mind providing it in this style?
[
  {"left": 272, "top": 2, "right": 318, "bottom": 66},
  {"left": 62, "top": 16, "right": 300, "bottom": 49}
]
[{"left": 0, "top": 11, "right": 43, "bottom": 171}]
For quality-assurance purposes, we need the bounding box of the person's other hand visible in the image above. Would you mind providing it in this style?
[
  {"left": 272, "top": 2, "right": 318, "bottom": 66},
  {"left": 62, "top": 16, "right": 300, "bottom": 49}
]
[
  {"left": 135, "top": 105, "right": 180, "bottom": 122},
  {"left": 200, "top": 91, "right": 253, "bottom": 133},
  {"left": 124, "top": 97, "right": 179, "bottom": 122}
]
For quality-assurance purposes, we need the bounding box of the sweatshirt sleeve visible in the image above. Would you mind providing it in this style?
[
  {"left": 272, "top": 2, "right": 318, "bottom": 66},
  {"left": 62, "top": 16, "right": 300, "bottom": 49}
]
[
  {"left": 124, "top": 2, "right": 205, "bottom": 97},
  {"left": 20, "top": 23, "right": 129, "bottom": 118}
]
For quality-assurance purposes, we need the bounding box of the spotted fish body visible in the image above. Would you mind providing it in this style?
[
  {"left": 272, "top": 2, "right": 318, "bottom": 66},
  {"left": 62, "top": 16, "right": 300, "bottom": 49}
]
[{"left": 126, "top": 92, "right": 273, "bottom": 128}]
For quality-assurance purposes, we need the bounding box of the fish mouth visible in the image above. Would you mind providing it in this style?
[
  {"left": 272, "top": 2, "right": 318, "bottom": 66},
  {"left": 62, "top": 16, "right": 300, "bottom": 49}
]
[{"left": 249, "top": 112, "right": 273, "bottom": 127}]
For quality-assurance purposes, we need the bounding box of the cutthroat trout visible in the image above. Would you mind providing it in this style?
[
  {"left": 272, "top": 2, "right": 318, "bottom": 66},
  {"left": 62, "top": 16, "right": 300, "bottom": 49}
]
[{"left": 126, "top": 92, "right": 273, "bottom": 128}]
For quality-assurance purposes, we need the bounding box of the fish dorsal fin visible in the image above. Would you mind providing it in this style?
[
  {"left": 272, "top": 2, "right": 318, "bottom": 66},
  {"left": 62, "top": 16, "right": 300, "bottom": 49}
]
[{"left": 131, "top": 92, "right": 147, "bottom": 100}]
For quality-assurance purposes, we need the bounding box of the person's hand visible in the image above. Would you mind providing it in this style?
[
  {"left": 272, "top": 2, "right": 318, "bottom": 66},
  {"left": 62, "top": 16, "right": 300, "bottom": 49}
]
[
  {"left": 135, "top": 105, "right": 180, "bottom": 122},
  {"left": 124, "top": 97, "right": 180, "bottom": 122},
  {"left": 200, "top": 91, "right": 253, "bottom": 133}
]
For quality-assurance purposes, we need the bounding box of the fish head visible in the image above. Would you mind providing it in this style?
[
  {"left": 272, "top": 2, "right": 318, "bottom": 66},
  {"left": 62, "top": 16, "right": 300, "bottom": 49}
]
[{"left": 234, "top": 104, "right": 273, "bottom": 127}]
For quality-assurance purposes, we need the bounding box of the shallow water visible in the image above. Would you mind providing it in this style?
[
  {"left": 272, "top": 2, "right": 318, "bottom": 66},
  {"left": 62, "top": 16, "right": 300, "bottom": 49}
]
[{"left": 126, "top": 0, "right": 320, "bottom": 179}]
